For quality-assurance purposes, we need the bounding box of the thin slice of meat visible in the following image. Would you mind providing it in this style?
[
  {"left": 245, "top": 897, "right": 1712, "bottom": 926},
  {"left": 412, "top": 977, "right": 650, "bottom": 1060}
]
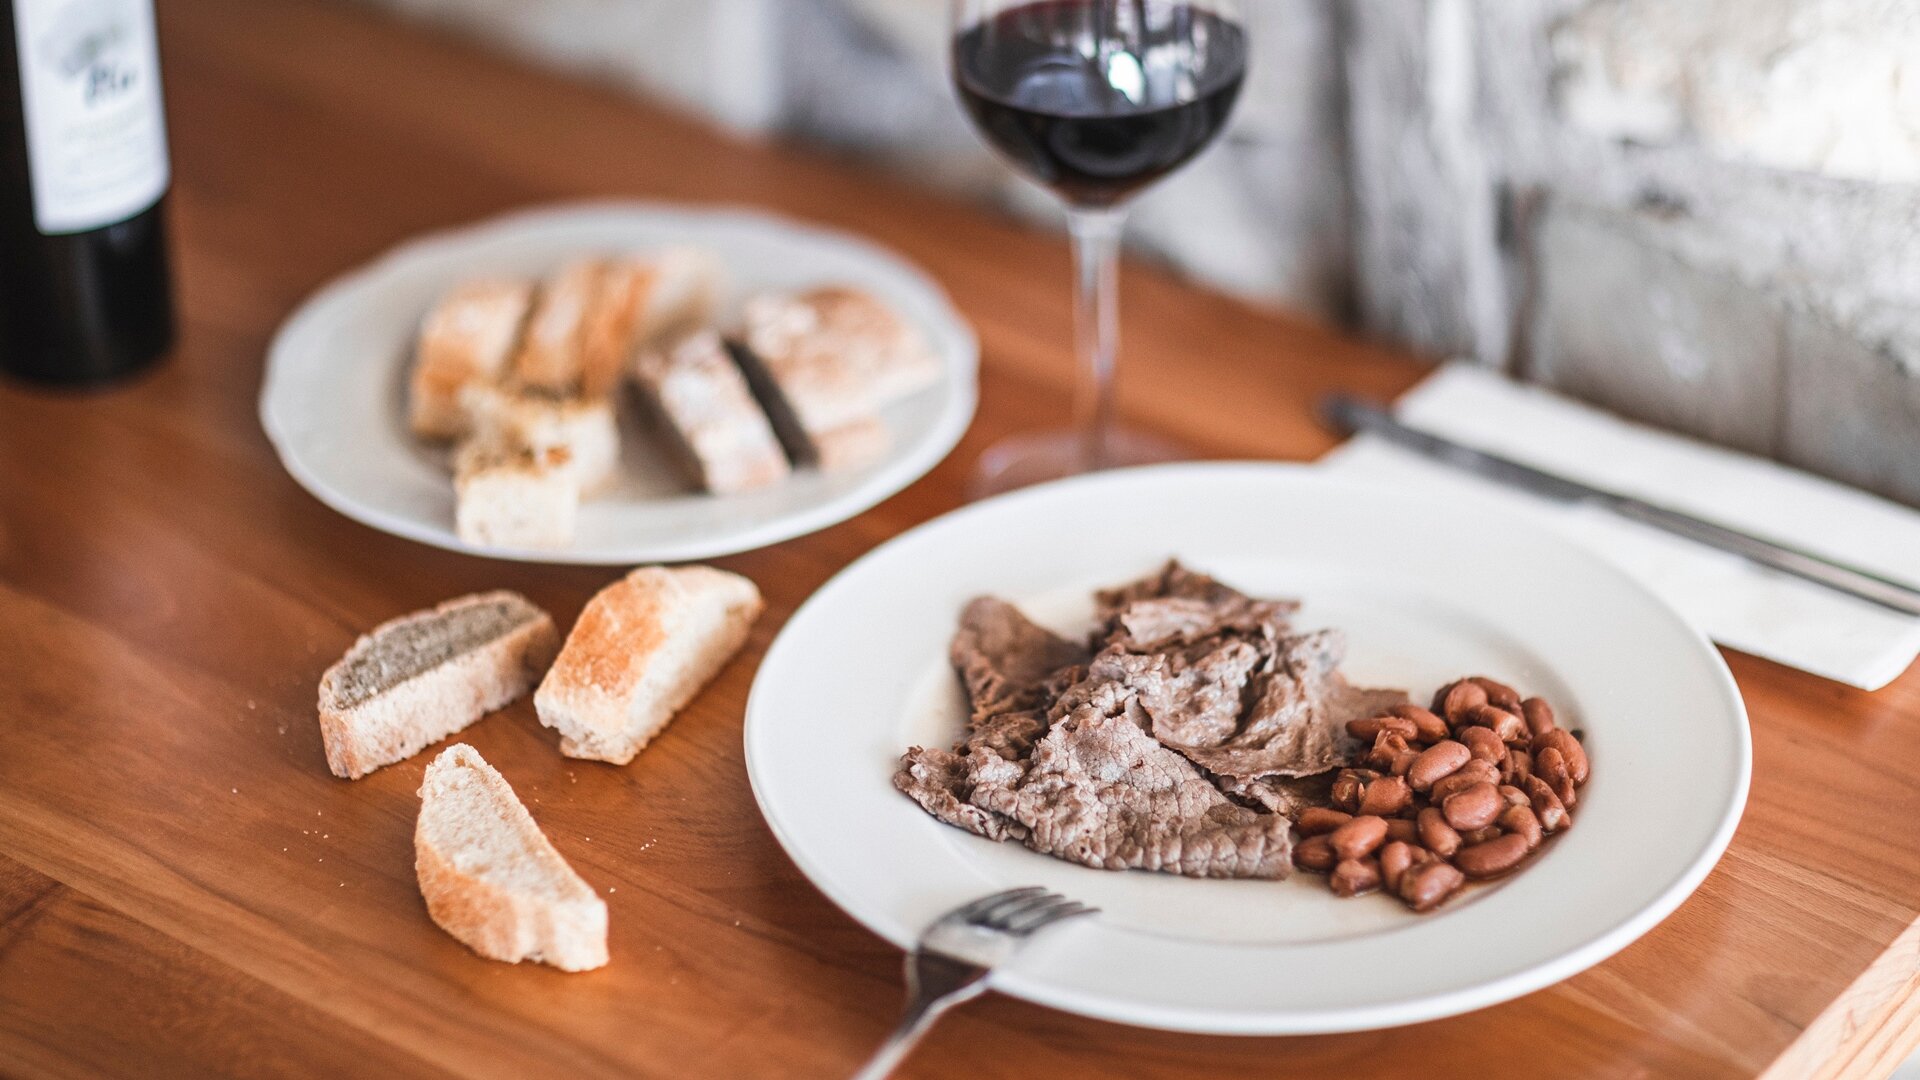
[
  {"left": 1087, "top": 641, "right": 1264, "bottom": 748},
  {"left": 950, "top": 597, "right": 1088, "bottom": 720},
  {"left": 1094, "top": 560, "right": 1298, "bottom": 650},
  {"left": 1220, "top": 771, "right": 1337, "bottom": 817},
  {"left": 967, "top": 680, "right": 1293, "bottom": 879},
  {"left": 1164, "top": 629, "right": 1407, "bottom": 782},
  {"left": 893, "top": 746, "right": 1028, "bottom": 842}
]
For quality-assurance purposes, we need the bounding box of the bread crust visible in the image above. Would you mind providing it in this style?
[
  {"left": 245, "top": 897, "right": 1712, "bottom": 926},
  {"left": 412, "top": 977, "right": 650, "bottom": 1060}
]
[
  {"left": 415, "top": 745, "right": 608, "bottom": 971},
  {"left": 535, "top": 566, "right": 762, "bottom": 764},
  {"left": 409, "top": 280, "right": 533, "bottom": 439},
  {"left": 317, "top": 592, "right": 560, "bottom": 779}
]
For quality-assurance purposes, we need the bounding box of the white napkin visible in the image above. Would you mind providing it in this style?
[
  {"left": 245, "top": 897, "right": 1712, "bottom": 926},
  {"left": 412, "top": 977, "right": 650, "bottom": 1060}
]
[{"left": 1317, "top": 363, "right": 1920, "bottom": 690}]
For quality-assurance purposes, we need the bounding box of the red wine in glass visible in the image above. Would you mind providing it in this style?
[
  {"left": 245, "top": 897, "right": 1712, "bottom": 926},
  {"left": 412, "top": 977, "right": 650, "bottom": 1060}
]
[
  {"left": 951, "top": 0, "right": 1248, "bottom": 495},
  {"left": 954, "top": 1, "right": 1248, "bottom": 207}
]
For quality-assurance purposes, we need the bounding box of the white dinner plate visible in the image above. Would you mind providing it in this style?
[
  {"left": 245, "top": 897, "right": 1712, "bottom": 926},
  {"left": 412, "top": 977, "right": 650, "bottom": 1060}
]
[
  {"left": 744, "top": 462, "right": 1749, "bottom": 1034},
  {"left": 259, "top": 202, "right": 978, "bottom": 564}
]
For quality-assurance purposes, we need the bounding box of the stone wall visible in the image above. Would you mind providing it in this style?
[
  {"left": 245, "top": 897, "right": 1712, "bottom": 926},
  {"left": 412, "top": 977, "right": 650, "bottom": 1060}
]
[{"left": 352, "top": 0, "right": 1920, "bottom": 507}]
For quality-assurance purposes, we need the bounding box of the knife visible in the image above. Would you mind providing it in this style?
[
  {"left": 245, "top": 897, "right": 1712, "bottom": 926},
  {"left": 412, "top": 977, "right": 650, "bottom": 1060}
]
[{"left": 1320, "top": 393, "right": 1920, "bottom": 618}]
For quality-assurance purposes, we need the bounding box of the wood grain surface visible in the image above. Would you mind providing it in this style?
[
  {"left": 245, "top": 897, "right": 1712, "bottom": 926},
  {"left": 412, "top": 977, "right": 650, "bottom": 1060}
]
[{"left": 2, "top": 2, "right": 1918, "bottom": 1077}]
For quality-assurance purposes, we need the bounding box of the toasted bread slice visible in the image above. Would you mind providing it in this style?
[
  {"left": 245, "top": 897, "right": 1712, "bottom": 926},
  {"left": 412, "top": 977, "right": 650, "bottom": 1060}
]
[
  {"left": 415, "top": 744, "right": 608, "bottom": 971},
  {"left": 732, "top": 287, "right": 940, "bottom": 470},
  {"left": 459, "top": 384, "right": 620, "bottom": 496},
  {"left": 633, "top": 331, "right": 789, "bottom": 495},
  {"left": 317, "top": 592, "right": 560, "bottom": 779},
  {"left": 534, "top": 565, "right": 762, "bottom": 765},
  {"left": 409, "top": 280, "right": 534, "bottom": 440},
  {"left": 454, "top": 442, "right": 580, "bottom": 549},
  {"left": 514, "top": 260, "right": 605, "bottom": 393},
  {"left": 578, "top": 249, "right": 722, "bottom": 399}
]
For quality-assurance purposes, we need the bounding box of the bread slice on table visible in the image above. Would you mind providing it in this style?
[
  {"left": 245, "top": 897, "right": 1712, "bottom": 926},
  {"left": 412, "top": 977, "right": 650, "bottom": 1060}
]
[
  {"left": 459, "top": 383, "right": 620, "bottom": 496},
  {"left": 409, "top": 279, "right": 534, "bottom": 440},
  {"left": 317, "top": 591, "right": 560, "bottom": 779},
  {"left": 632, "top": 331, "right": 790, "bottom": 495},
  {"left": 415, "top": 744, "right": 608, "bottom": 971},
  {"left": 578, "top": 249, "right": 722, "bottom": 400},
  {"left": 535, "top": 565, "right": 762, "bottom": 765},
  {"left": 731, "top": 287, "right": 941, "bottom": 471},
  {"left": 454, "top": 442, "right": 580, "bottom": 549},
  {"left": 514, "top": 259, "right": 605, "bottom": 393}
]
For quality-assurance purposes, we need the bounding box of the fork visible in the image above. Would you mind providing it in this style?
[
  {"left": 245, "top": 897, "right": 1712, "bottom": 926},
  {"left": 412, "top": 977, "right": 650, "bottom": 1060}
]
[{"left": 851, "top": 887, "right": 1097, "bottom": 1080}]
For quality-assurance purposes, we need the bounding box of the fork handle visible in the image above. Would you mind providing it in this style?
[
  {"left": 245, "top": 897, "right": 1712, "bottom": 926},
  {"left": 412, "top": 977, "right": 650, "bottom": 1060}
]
[{"left": 850, "top": 981, "right": 987, "bottom": 1080}]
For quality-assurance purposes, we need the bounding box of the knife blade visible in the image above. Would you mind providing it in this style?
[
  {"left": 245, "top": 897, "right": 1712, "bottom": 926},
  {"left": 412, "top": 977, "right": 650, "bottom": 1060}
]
[{"left": 1320, "top": 393, "right": 1920, "bottom": 618}]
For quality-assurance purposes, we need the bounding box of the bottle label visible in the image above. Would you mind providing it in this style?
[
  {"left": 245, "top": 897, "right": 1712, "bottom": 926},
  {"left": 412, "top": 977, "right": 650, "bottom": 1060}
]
[{"left": 12, "top": 0, "right": 169, "bottom": 235}]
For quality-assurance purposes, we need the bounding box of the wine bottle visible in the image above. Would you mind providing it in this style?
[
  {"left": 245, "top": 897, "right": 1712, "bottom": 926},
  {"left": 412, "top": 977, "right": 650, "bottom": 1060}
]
[{"left": 1, "top": 0, "right": 174, "bottom": 387}]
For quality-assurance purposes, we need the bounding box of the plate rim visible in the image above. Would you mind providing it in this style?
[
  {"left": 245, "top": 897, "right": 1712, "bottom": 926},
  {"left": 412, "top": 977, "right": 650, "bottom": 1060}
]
[
  {"left": 258, "top": 199, "right": 979, "bottom": 565},
  {"left": 743, "top": 460, "right": 1752, "bottom": 1035}
]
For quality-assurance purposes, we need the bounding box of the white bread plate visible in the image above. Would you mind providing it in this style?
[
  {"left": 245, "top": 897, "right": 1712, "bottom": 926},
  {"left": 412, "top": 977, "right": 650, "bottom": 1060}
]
[{"left": 260, "top": 202, "right": 978, "bottom": 564}]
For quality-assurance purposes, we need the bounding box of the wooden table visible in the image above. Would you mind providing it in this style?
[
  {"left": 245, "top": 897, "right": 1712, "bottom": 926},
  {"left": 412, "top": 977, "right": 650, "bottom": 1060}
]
[{"left": 2, "top": 2, "right": 1917, "bottom": 1077}]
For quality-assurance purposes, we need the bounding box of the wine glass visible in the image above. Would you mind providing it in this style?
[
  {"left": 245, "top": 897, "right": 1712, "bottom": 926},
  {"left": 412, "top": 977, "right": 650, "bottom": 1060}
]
[{"left": 951, "top": 0, "right": 1248, "bottom": 495}]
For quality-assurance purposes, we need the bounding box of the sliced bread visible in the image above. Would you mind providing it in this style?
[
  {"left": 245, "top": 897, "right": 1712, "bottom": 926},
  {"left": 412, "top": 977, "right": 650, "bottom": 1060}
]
[
  {"left": 454, "top": 442, "right": 580, "bottom": 549},
  {"left": 578, "top": 248, "right": 721, "bottom": 399},
  {"left": 514, "top": 260, "right": 604, "bottom": 393},
  {"left": 415, "top": 744, "right": 608, "bottom": 971},
  {"left": 409, "top": 279, "right": 534, "bottom": 440},
  {"left": 317, "top": 592, "right": 560, "bottom": 779},
  {"left": 535, "top": 565, "right": 762, "bottom": 765},
  {"left": 632, "top": 331, "right": 790, "bottom": 495},
  {"left": 458, "top": 383, "right": 620, "bottom": 496},
  {"left": 732, "top": 287, "right": 940, "bottom": 471}
]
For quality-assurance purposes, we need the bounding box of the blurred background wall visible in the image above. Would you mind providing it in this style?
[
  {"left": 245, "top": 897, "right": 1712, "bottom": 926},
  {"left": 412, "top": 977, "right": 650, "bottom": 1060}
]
[{"left": 352, "top": 0, "right": 1920, "bottom": 507}]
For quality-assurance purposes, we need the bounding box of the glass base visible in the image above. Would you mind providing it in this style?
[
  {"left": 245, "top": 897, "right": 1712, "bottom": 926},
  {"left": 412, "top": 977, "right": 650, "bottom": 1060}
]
[{"left": 970, "top": 427, "right": 1187, "bottom": 499}]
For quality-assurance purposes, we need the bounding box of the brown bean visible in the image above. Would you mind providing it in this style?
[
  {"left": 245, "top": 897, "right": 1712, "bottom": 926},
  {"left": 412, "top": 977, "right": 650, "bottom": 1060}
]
[
  {"left": 1455, "top": 833, "right": 1531, "bottom": 879},
  {"left": 1524, "top": 775, "right": 1570, "bottom": 832},
  {"left": 1293, "top": 834, "right": 1337, "bottom": 872},
  {"left": 1399, "top": 860, "right": 1466, "bottom": 912},
  {"left": 1465, "top": 704, "right": 1527, "bottom": 743},
  {"left": 1378, "top": 841, "right": 1419, "bottom": 893},
  {"left": 1499, "top": 804, "right": 1543, "bottom": 849},
  {"left": 1384, "top": 817, "right": 1420, "bottom": 844},
  {"left": 1442, "top": 781, "right": 1504, "bottom": 832},
  {"left": 1330, "top": 771, "right": 1365, "bottom": 813},
  {"left": 1294, "top": 807, "right": 1352, "bottom": 836},
  {"left": 1416, "top": 807, "right": 1462, "bottom": 858},
  {"left": 1329, "top": 815, "right": 1389, "bottom": 861},
  {"left": 1532, "top": 729, "right": 1590, "bottom": 785},
  {"left": 1429, "top": 679, "right": 1463, "bottom": 714},
  {"left": 1389, "top": 750, "right": 1420, "bottom": 777},
  {"left": 1504, "top": 746, "right": 1533, "bottom": 785},
  {"left": 1459, "top": 725, "right": 1507, "bottom": 764},
  {"left": 1430, "top": 758, "right": 1502, "bottom": 802},
  {"left": 1358, "top": 774, "right": 1413, "bottom": 817},
  {"left": 1469, "top": 676, "right": 1522, "bottom": 710},
  {"left": 1497, "top": 783, "right": 1529, "bottom": 808},
  {"left": 1347, "top": 715, "right": 1418, "bottom": 743},
  {"left": 1390, "top": 704, "right": 1452, "bottom": 744},
  {"left": 1535, "top": 747, "right": 1578, "bottom": 809},
  {"left": 1407, "top": 740, "right": 1471, "bottom": 792},
  {"left": 1366, "top": 731, "right": 1414, "bottom": 771},
  {"left": 1329, "top": 857, "right": 1383, "bottom": 897},
  {"left": 1440, "top": 680, "right": 1488, "bottom": 725},
  {"left": 1521, "top": 696, "right": 1557, "bottom": 737}
]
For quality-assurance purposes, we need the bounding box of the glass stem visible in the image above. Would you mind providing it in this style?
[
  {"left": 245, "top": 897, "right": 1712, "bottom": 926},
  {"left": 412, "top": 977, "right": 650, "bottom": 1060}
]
[{"left": 1067, "top": 206, "right": 1125, "bottom": 471}]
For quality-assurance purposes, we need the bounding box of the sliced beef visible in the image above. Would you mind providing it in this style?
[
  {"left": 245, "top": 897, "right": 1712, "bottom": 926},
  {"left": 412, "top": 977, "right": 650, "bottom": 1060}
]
[
  {"left": 1095, "top": 561, "right": 1298, "bottom": 650},
  {"left": 894, "top": 565, "right": 1403, "bottom": 887},
  {"left": 967, "top": 680, "right": 1293, "bottom": 878},
  {"left": 893, "top": 746, "right": 1027, "bottom": 842},
  {"left": 950, "top": 597, "right": 1088, "bottom": 720},
  {"left": 1164, "top": 630, "right": 1406, "bottom": 783}
]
